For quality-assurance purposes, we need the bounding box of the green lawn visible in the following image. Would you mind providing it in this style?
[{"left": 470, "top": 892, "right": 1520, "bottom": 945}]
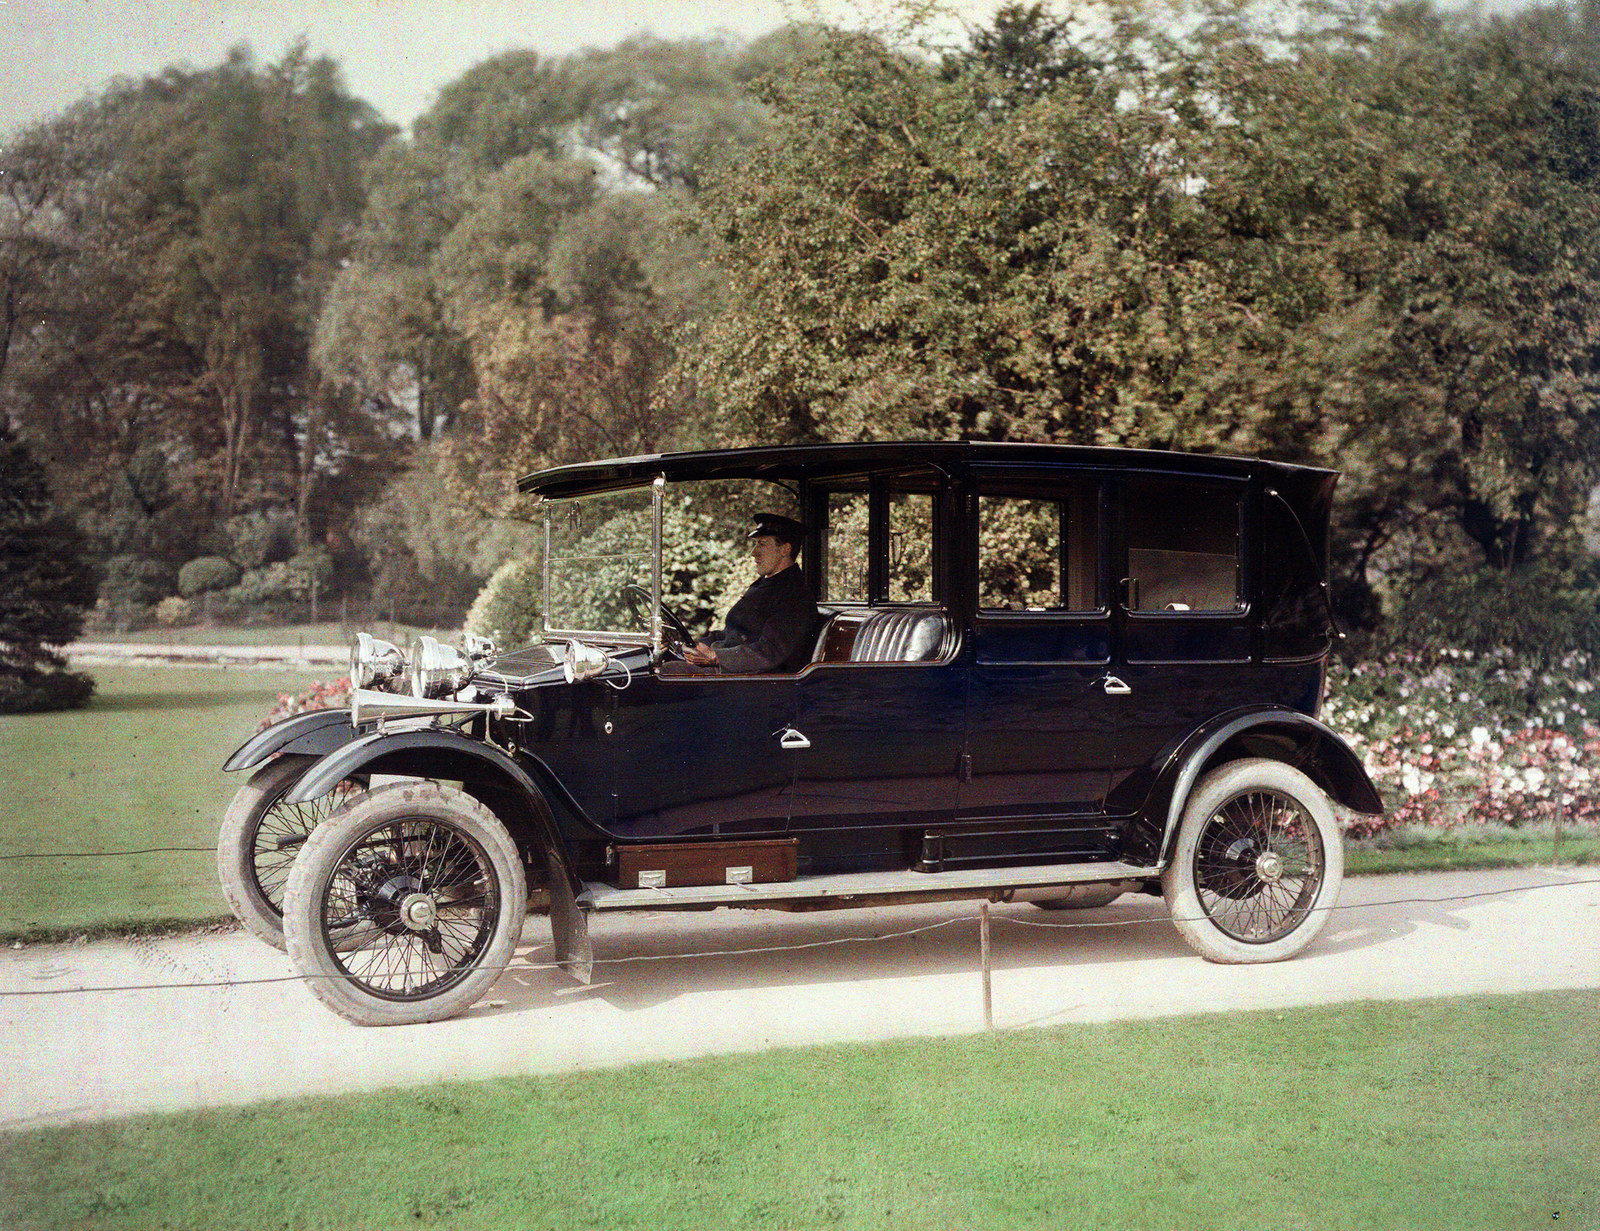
[
  {"left": 1348, "top": 832, "right": 1600, "bottom": 875},
  {"left": 0, "top": 666, "right": 323, "bottom": 937},
  {"left": 1, "top": 989, "right": 1593, "bottom": 1230}
]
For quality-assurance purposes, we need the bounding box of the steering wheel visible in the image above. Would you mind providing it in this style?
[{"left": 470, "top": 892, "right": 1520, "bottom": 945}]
[{"left": 622, "top": 584, "right": 694, "bottom": 656}]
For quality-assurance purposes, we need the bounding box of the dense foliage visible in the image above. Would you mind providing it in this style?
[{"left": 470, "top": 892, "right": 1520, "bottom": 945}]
[
  {"left": 1326, "top": 649, "right": 1600, "bottom": 836},
  {"left": 0, "top": 424, "right": 96, "bottom": 711},
  {"left": 2, "top": 3, "right": 1596, "bottom": 646}
]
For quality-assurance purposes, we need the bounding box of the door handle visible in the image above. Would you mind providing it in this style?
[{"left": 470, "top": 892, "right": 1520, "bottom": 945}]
[
  {"left": 1101, "top": 675, "right": 1131, "bottom": 696},
  {"left": 775, "top": 726, "right": 811, "bottom": 750}
]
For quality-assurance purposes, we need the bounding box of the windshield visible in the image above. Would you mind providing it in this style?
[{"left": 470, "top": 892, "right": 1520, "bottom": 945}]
[
  {"left": 541, "top": 477, "right": 802, "bottom": 644},
  {"left": 543, "top": 486, "right": 659, "bottom": 640}
]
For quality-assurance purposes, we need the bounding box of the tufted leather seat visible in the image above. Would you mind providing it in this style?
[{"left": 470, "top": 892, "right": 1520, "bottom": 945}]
[{"left": 849, "top": 607, "right": 951, "bottom": 663}]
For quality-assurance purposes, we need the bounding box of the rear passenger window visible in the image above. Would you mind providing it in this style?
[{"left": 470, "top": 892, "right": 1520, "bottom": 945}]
[
  {"left": 978, "top": 482, "right": 1101, "bottom": 612},
  {"left": 1125, "top": 481, "right": 1241, "bottom": 612}
]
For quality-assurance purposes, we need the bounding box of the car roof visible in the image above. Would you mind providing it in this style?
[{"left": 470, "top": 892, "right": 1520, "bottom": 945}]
[{"left": 518, "top": 441, "right": 1335, "bottom": 501}]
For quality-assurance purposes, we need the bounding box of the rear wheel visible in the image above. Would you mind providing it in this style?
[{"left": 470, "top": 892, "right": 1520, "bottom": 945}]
[
  {"left": 282, "top": 781, "right": 527, "bottom": 1026},
  {"left": 217, "top": 755, "right": 366, "bottom": 950},
  {"left": 1161, "top": 758, "right": 1342, "bottom": 963}
]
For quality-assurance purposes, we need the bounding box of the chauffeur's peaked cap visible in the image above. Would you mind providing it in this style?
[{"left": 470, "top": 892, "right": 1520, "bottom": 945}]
[{"left": 745, "top": 513, "right": 805, "bottom": 545}]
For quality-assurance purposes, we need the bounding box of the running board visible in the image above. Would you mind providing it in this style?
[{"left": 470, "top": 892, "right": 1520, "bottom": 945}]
[{"left": 578, "top": 860, "right": 1160, "bottom": 912}]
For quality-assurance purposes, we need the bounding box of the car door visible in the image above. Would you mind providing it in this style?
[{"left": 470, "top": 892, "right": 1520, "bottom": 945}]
[
  {"left": 784, "top": 481, "right": 963, "bottom": 863},
  {"left": 957, "top": 471, "right": 1123, "bottom": 855},
  {"left": 606, "top": 672, "right": 801, "bottom": 840},
  {"left": 1107, "top": 473, "right": 1259, "bottom": 804}
]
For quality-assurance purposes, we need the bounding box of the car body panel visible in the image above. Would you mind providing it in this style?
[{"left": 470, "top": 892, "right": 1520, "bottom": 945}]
[
  {"left": 220, "top": 707, "right": 364, "bottom": 771},
  {"left": 232, "top": 442, "right": 1379, "bottom": 935}
]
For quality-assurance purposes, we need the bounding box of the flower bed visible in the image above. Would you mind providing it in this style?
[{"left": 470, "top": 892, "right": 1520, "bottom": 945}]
[
  {"left": 258, "top": 677, "right": 352, "bottom": 730},
  {"left": 1324, "top": 650, "right": 1600, "bottom": 838}
]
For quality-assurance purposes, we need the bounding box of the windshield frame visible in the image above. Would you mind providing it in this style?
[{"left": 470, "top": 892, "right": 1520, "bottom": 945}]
[{"left": 540, "top": 473, "right": 665, "bottom": 653}]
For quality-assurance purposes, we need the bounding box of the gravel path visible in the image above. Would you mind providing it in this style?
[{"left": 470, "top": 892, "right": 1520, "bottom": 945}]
[
  {"left": 3, "top": 866, "right": 1596, "bottom": 1129},
  {"left": 66, "top": 641, "right": 347, "bottom": 668}
]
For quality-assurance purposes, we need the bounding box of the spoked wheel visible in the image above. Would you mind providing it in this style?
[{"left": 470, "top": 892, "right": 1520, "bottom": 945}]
[
  {"left": 217, "top": 755, "right": 367, "bottom": 950},
  {"left": 1162, "top": 758, "right": 1343, "bottom": 963},
  {"left": 282, "top": 782, "right": 527, "bottom": 1026}
]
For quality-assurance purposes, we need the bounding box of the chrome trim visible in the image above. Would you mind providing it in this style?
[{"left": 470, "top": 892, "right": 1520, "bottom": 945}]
[
  {"left": 541, "top": 503, "right": 553, "bottom": 643},
  {"left": 1102, "top": 675, "right": 1131, "bottom": 695},
  {"left": 349, "top": 688, "right": 515, "bottom": 728}
]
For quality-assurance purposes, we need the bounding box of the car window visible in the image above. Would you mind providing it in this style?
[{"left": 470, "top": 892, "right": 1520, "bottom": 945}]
[
  {"left": 888, "top": 491, "right": 933, "bottom": 602},
  {"left": 1125, "top": 481, "right": 1241, "bottom": 612},
  {"left": 977, "top": 483, "right": 1100, "bottom": 612},
  {"left": 825, "top": 491, "right": 870, "bottom": 602}
]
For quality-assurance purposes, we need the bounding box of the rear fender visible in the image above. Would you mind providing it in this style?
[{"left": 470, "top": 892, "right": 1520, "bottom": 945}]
[
  {"left": 222, "top": 709, "right": 361, "bottom": 772},
  {"left": 283, "top": 728, "right": 593, "bottom": 982},
  {"left": 1134, "top": 709, "right": 1383, "bottom": 867}
]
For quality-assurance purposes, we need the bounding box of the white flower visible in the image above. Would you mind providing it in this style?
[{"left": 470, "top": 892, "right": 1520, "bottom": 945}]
[
  {"left": 1471, "top": 726, "right": 1490, "bottom": 746},
  {"left": 1525, "top": 767, "right": 1546, "bottom": 791},
  {"left": 1441, "top": 724, "right": 1456, "bottom": 739}
]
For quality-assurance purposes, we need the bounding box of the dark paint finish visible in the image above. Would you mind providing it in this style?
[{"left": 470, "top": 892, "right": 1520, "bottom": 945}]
[
  {"left": 232, "top": 441, "right": 1379, "bottom": 898},
  {"left": 220, "top": 707, "right": 365, "bottom": 771}
]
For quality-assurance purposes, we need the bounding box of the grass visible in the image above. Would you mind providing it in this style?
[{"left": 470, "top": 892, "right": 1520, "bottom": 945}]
[
  {"left": 1348, "top": 831, "right": 1600, "bottom": 875},
  {"left": 0, "top": 665, "right": 323, "bottom": 936},
  {"left": 0, "top": 988, "right": 1594, "bottom": 1230}
]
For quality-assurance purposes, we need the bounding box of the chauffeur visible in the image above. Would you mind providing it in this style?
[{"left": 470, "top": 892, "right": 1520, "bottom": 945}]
[{"left": 675, "top": 513, "right": 816, "bottom": 674}]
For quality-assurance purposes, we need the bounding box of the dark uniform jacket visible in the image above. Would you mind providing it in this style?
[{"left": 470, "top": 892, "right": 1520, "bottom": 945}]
[{"left": 705, "top": 564, "right": 817, "bottom": 673}]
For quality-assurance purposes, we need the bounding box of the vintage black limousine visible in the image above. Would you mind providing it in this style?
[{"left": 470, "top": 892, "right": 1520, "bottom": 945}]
[{"left": 218, "top": 442, "right": 1383, "bottom": 1025}]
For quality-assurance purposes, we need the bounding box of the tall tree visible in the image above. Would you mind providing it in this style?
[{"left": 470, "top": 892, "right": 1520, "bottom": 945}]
[
  {"left": 0, "top": 423, "right": 97, "bottom": 711},
  {"left": 2, "top": 44, "right": 394, "bottom": 560}
]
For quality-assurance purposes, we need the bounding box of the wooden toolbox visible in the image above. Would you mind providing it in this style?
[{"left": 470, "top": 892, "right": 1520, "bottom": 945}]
[{"left": 614, "top": 838, "right": 799, "bottom": 889}]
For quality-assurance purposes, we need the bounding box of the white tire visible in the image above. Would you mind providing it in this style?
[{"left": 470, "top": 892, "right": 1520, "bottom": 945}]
[
  {"left": 1162, "top": 758, "right": 1343, "bottom": 963},
  {"left": 282, "top": 781, "right": 527, "bottom": 1026}
]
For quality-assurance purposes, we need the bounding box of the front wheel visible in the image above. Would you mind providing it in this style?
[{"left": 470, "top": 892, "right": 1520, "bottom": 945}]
[
  {"left": 1162, "top": 758, "right": 1343, "bottom": 964},
  {"left": 282, "top": 782, "right": 527, "bottom": 1025}
]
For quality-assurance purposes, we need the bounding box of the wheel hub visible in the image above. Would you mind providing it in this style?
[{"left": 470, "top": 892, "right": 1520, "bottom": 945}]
[
  {"left": 1254, "top": 850, "right": 1284, "bottom": 884},
  {"left": 401, "top": 893, "right": 438, "bottom": 930}
]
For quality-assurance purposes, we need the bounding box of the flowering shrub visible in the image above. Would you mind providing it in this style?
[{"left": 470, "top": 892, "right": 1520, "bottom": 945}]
[
  {"left": 259, "top": 677, "right": 352, "bottom": 731},
  {"left": 1324, "top": 649, "right": 1600, "bottom": 837}
]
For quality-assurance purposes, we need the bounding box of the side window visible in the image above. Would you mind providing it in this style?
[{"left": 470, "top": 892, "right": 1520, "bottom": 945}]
[
  {"left": 888, "top": 492, "right": 933, "bottom": 601},
  {"left": 824, "top": 491, "right": 869, "bottom": 602},
  {"left": 1125, "top": 481, "right": 1241, "bottom": 612},
  {"left": 978, "top": 482, "right": 1101, "bottom": 612}
]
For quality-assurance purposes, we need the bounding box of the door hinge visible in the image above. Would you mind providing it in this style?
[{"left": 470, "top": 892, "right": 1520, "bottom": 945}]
[{"left": 960, "top": 751, "right": 973, "bottom": 782}]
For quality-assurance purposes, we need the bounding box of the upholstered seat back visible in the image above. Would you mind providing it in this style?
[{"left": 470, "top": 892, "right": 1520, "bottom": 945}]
[{"left": 849, "top": 608, "right": 951, "bottom": 663}]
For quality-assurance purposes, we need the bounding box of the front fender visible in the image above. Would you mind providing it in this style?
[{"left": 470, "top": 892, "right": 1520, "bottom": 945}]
[
  {"left": 283, "top": 728, "right": 593, "bottom": 982},
  {"left": 1126, "top": 708, "right": 1383, "bottom": 866},
  {"left": 222, "top": 708, "right": 361, "bottom": 772}
]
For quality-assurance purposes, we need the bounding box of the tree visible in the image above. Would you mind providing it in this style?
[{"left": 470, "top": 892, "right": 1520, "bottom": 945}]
[
  {"left": 0, "top": 423, "right": 97, "bottom": 711},
  {"left": 686, "top": 24, "right": 1219, "bottom": 447},
  {"left": 2, "top": 44, "right": 397, "bottom": 575},
  {"left": 686, "top": 2, "right": 1600, "bottom": 629}
]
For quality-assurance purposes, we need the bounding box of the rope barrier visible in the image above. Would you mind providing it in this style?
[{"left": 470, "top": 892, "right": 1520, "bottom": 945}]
[{"left": 1, "top": 876, "right": 1593, "bottom": 999}]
